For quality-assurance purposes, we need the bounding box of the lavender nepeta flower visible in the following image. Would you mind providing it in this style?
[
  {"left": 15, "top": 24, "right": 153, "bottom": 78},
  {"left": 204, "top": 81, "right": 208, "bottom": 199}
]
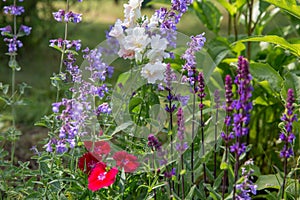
[
  {"left": 181, "top": 33, "right": 206, "bottom": 86},
  {"left": 0, "top": 25, "right": 12, "bottom": 36},
  {"left": 3, "top": 5, "right": 24, "bottom": 15},
  {"left": 53, "top": 10, "right": 82, "bottom": 23},
  {"left": 19, "top": 25, "right": 32, "bottom": 35},
  {"left": 4, "top": 37, "right": 23, "bottom": 53},
  {"left": 97, "top": 103, "right": 112, "bottom": 115},
  {"left": 279, "top": 89, "right": 298, "bottom": 158},
  {"left": 225, "top": 75, "right": 233, "bottom": 113}
]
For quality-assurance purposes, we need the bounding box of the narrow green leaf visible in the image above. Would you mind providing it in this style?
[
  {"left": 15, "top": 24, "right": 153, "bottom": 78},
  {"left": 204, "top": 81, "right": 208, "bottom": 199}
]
[
  {"left": 263, "top": 0, "right": 300, "bottom": 19},
  {"left": 236, "top": 35, "right": 300, "bottom": 57}
]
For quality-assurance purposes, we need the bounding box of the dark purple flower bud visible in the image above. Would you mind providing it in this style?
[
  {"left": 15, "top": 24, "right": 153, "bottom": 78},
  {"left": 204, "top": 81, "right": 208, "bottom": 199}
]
[{"left": 148, "top": 134, "right": 161, "bottom": 151}]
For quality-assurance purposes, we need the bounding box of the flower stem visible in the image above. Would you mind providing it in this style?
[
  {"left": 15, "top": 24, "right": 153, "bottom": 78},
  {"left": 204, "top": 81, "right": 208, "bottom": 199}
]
[
  {"left": 281, "top": 154, "right": 288, "bottom": 199},
  {"left": 191, "top": 91, "right": 196, "bottom": 186},
  {"left": 56, "top": 0, "right": 69, "bottom": 102},
  {"left": 10, "top": 0, "right": 17, "bottom": 165}
]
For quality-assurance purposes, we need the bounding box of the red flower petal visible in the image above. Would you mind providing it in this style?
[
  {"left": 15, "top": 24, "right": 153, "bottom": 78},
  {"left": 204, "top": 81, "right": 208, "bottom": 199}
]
[
  {"left": 78, "top": 152, "right": 99, "bottom": 174},
  {"left": 88, "top": 162, "right": 118, "bottom": 191},
  {"left": 113, "top": 151, "right": 139, "bottom": 173},
  {"left": 84, "top": 141, "right": 111, "bottom": 161}
]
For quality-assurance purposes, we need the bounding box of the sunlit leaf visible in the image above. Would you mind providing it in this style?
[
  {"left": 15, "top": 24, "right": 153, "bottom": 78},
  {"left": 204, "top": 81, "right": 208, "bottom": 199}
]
[
  {"left": 237, "top": 35, "right": 300, "bottom": 57},
  {"left": 263, "top": 0, "right": 300, "bottom": 19}
]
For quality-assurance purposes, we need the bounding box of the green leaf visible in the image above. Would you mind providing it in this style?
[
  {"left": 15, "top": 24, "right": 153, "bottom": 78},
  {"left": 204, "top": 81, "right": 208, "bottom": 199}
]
[
  {"left": 111, "top": 121, "right": 134, "bottom": 137},
  {"left": 282, "top": 72, "right": 300, "bottom": 101},
  {"left": 250, "top": 62, "right": 283, "bottom": 93},
  {"left": 263, "top": 0, "right": 300, "bottom": 19},
  {"left": 256, "top": 173, "right": 282, "bottom": 190},
  {"left": 185, "top": 185, "right": 196, "bottom": 200},
  {"left": 236, "top": 35, "right": 300, "bottom": 57},
  {"left": 193, "top": 1, "right": 222, "bottom": 34},
  {"left": 129, "top": 97, "right": 143, "bottom": 113},
  {"left": 217, "top": 0, "right": 237, "bottom": 16}
]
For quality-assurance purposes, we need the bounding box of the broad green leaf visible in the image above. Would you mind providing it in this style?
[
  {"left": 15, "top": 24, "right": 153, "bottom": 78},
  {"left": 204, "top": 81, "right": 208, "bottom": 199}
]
[
  {"left": 256, "top": 174, "right": 282, "bottom": 190},
  {"left": 250, "top": 62, "right": 283, "bottom": 93},
  {"left": 111, "top": 121, "right": 134, "bottom": 136},
  {"left": 193, "top": 1, "right": 222, "bottom": 34},
  {"left": 263, "top": 0, "right": 300, "bottom": 19},
  {"left": 237, "top": 35, "right": 300, "bottom": 57}
]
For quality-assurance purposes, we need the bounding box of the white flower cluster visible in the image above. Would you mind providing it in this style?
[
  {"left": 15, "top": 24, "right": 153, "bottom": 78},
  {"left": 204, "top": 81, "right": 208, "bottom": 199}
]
[{"left": 109, "top": 0, "right": 170, "bottom": 84}]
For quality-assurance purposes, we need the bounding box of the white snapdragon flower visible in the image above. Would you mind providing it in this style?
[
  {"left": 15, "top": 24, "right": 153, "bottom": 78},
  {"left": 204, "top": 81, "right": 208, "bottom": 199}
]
[
  {"left": 123, "top": 0, "right": 143, "bottom": 27},
  {"left": 109, "top": 19, "right": 124, "bottom": 39},
  {"left": 141, "top": 61, "right": 167, "bottom": 84},
  {"left": 147, "top": 35, "right": 169, "bottom": 62},
  {"left": 123, "top": 27, "right": 150, "bottom": 61},
  {"left": 148, "top": 14, "right": 160, "bottom": 30}
]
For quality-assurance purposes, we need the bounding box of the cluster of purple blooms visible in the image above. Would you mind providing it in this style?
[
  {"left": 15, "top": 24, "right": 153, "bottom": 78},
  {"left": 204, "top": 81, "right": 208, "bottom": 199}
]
[
  {"left": 279, "top": 89, "right": 298, "bottom": 158},
  {"left": 229, "top": 56, "right": 253, "bottom": 156},
  {"left": 236, "top": 160, "right": 257, "bottom": 200},
  {"left": 181, "top": 33, "right": 206, "bottom": 86},
  {"left": 153, "top": 0, "right": 193, "bottom": 47},
  {"left": 0, "top": 0, "right": 31, "bottom": 53},
  {"left": 53, "top": 9, "right": 82, "bottom": 23}
]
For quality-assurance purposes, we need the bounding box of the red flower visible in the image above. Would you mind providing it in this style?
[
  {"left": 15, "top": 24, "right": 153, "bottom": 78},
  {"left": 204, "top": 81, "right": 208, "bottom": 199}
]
[
  {"left": 78, "top": 152, "right": 99, "bottom": 174},
  {"left": 113, "top": 151, "right": 139, "bottom": 173},
  {"left": 84, "top": 141, "right": 111, "bottom": 161},
  {"left": 88, "top": 162, "right": 118, "bottom": 191}
]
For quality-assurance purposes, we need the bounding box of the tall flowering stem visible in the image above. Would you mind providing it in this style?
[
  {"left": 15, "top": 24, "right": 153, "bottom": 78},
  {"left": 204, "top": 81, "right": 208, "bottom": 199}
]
[
  {"left": 230, "top": 56, "right": 253, "bottom": 199},
  {"left": 213, "top": 89, "right": 220, "bottom": 179},
  {"left": 279, "top": 89, "right": 297, "bottom": 198},
  {"left": 0, "top": 0, "right": 31, "bottom": 164},
  {"left": 198, "top": 72, "right": 207, "bottom": 185},
  {"left": 176, "top": 107, "right": 187, "bottom": 199},
  {"left": 181, "top": 33, "right": 206, "bottom": 186},
  {"left": 221, "top": 75, "right": 234, "bottom": 199},
  {"left": 50, "top": 0, "right": 82, "bottom": 101}
]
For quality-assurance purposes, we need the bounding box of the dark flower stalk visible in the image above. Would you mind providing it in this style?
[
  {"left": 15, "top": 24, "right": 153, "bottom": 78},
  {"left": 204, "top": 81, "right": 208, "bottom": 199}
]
[
  {"left": 213, "top": 89, "right": 220, "bottom": 179},
  {"left": 0, "top": 0, "right": 31, "bottom": 164},
  {"left": 176, "top": 107, "right": 187, "bottom": 199},
  {"left": 231, "top": 56, "right": 253, "bottom": 199},
  {"left": 164, "top": 63, "right": 177, "bottom": 195},
  {"left": 279, "top": 88, "right": 297, "bottom": 198},
  {"left": 221, "top": 75, "right": 234, "bottom": 199},
  {"left": 197, "top": 72, "right": 207, "bottom": 186}
]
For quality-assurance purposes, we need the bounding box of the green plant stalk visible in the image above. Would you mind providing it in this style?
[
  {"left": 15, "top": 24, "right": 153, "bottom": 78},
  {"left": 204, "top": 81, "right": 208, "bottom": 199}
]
[
  {"left": 214, "top": 106, "right": 219, "bottom": 179},
  {"left": 227, "top": 0, "right": 232, "bottom": 36},
  {"left": 56, "top": 0, "right": 70, "bottom": 102},
  {"left": 282, "top": 157, "right": 287, "bottom": 199},
  {"left": 181, "top": 154, "right": 185, "bottom": 200},
  {"left": 10, "top": 0, "right": 17, "bottom": 165}
]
